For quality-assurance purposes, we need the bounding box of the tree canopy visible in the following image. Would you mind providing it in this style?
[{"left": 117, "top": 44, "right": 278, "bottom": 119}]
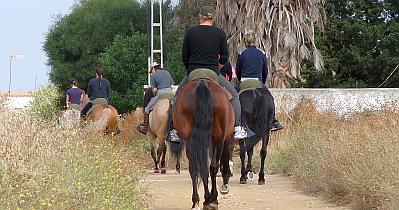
[
  {"left": 44, "top": 0, "right": 147, "bottom": 93},
  {"left": 300, "top": 0, "right": 399, "bottom": 88}
]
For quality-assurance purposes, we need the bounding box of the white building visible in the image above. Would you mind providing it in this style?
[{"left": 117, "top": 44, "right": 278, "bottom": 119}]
[{"left": 0, "top": 91, "right": 33, "bottom": 109}]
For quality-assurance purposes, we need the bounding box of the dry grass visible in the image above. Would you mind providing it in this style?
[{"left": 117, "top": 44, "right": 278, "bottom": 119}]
[
  {"left": 0, "top": 90, "right": 149, "bottom": 209},
  {"left": 267, "top": 99, "right": 399, "bottom": 209}
]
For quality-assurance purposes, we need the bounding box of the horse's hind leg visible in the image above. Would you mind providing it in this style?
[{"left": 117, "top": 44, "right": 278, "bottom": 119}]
[
  {"left": 220, "top": 138, "right": 231, "bottom": 194},
  {"left": 176, "top": 153, "right": 181, "bottom": 174},
  {"left": 158, "top": 138, "right": 167, "bottom": 174},
  {"left": 156, "top": 142, "right": 166, "bottom": 174},
  {"left": 205, "top": 141, "right": 222, "bottom": 209},
  {"left": 239, "top": 141, "right": 247, "bottom": 184},
  {"left": 246, "top": 146, "right": 255, "bottom": 181},
  {"left": 149, "top": 134, "right": 160, "bottom": 173},
  {"left": 258, "top": 134, "right": 270, "bottom": 185}
]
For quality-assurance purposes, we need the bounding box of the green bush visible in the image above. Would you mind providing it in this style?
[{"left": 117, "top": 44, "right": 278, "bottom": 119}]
[{"left": 28, "top": 84, "right": 62, "bottom": 122}]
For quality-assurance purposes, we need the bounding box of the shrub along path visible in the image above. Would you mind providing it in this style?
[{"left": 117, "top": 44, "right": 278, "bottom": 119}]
[{"left": 144, "top": 170, "right": 349, "bottom": 210}]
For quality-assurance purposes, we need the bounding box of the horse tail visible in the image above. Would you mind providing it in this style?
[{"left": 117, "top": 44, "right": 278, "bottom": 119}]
[
  {"left": 189, "top": 80, "right": 213, "bottom": 181},
  {"left": 246, "top": 89, "right": 271, "bottom": 149},
  {"left": 168, "top": 99, "right": 182, "bottom": 160}
]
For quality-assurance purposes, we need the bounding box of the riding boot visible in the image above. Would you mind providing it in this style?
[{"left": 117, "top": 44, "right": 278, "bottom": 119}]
[{"left": 138, "top": 112, "right": 149, "bottom": 134}]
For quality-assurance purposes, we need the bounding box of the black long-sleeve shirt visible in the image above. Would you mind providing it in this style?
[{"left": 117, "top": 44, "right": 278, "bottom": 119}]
[
  {"left": 182, "top": 25, "right": 229, "bottom": 75},
  {"left": 87, "top": 77, "right": 110, "bottom": 100}
]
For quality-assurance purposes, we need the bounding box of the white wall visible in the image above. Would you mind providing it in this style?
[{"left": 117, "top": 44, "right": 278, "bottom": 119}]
[
  {"left": 4, "top": 97, "right": 33, "bottom": 109},
  {"left": 270, "top": 88, "right": 399, "bottom": 116}
]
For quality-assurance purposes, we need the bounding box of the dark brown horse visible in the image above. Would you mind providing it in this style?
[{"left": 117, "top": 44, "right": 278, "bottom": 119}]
[{"left": 172, "top": 80, "right": 234, "bottom": 210}]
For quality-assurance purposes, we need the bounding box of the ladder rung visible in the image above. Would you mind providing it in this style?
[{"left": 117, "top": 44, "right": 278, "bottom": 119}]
[
  {"left": 152, "top": 50, "right": 162, "bottom": 53},
  {"left": 153, "top": 23, "right": 161, "bottom": 27}
]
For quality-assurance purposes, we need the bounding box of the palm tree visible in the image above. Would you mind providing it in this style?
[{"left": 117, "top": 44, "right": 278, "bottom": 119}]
[{"left": 216, "top": 0, "right": 325, "bottom": 87}]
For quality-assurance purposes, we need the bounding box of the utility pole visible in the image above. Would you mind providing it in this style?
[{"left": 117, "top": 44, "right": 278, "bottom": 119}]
[
  {"left": 8, "top": 51, "right": 24, "bottom": 96},
  {"left": 147, "top": 0, "right": 163, "bottom": 86}
]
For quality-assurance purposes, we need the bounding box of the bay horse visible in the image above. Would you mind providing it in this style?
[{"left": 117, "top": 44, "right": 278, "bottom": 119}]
[
  {"left": 237, "top": 86, "right": 274, "bottom": 185},
  {"left": 172, "top": 78, "right": 234, "bottom": 210},
  {"left": 147, "top": 96, "right": 181, "bottom": 174},
  {"left": 85, "top": 98, "right": 120, "bottom": 136}
]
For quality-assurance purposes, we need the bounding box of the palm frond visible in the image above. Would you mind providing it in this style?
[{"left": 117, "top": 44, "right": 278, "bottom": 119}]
[{"left": 216, "top": 0, "right": 325, "bottom": 87}]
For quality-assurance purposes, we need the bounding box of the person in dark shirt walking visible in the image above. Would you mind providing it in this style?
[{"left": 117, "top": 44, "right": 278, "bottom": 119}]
[
  {"left": 80, "top": 67, "right": 111, "bottom": 118},
  {"left": 167, "top": 5, "right": 254, "bottom": 141},
  {"left": 138, "top": 62, "right": 174, "bottom": 134},
  {"left": 66, "top": 78, "right": 85, "bottom": 110},
  {"left": 236, "top": 30, "right": 284, "bottom": 131}
]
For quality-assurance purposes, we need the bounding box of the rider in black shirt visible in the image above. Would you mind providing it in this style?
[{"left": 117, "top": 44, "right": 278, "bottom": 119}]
[{"left": 168, "top": 6, "right": 254, "bottom": 141}]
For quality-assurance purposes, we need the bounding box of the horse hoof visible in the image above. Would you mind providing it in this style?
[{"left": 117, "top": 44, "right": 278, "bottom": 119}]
[
  {"left": 220, "top": 184, "right": 229, "bottom": 194},
  {"left": 154, "top": 169, "right": 160, "bottom": 173},
  {"left": 191, "top": 203, "right": 200, "bottom": 210},
  {"left": 175, "top": 170, "right": 180, "bottom": 175},
  {"left": 247, "top": 171, "right": 254, "bottom": 181},
  {"left": 161, "top": 168, "right": 166, "bottom": 174},
  {"left": 203, "top": 203, "right": 218, "bottom": 210},
  {"left": 240, "top": 179, "right": 247, "bottom": 184},
  {"left": 258, "top": 179, "right": 265, "bottom": 185}
]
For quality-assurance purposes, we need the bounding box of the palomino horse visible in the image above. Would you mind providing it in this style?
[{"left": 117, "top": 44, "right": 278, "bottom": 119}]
[
  {"left": 86, "top": 98, "right": 119, "bottom": 136},
  {"left": 237, "top": 83, "right": 274, "bottom": 185},
  {"left": 147, "top": 96, "right": 181, "bottom": 174},
  {"left": 172, "top": 76, "right": 234, "bottom": 210}
]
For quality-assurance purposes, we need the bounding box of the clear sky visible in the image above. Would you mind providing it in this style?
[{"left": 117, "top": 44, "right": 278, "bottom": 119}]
[{"left": 0, "top": 0, "right": 75, "bottom": 91}]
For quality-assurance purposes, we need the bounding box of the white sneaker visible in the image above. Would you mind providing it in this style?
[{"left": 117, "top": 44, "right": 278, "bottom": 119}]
[
  {"left": 167, "top": 129, "right": 181, "bottom": 143},
  {"left": 234, "top": 126, "right": 248, "bottom": 139}
]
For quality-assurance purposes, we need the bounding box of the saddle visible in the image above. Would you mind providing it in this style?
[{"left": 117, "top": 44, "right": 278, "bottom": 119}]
[
  {"left": 87, "top": 98, "right": 108, "bottom": 115},
  {"left": 188, "top": 68, "right": 219, "bottom": 82},
  {"left": 68, "top": 103, "right": 81, "bottom": 111},
  {"left": 159, "top": 91, "right": 175, "bottom": 100},
  {"left": 239, "top": 79, "right": 263, "bottom": 95},
  {"left": 188, "top": 68, "right": 233, "bottom": 100}
]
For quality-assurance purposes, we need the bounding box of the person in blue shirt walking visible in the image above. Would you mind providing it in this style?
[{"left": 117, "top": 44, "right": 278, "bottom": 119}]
[
  {"left": 236, "top": 30, "right": 284, "bottom": 131},
  {"left": 66, "top": 78, "right": 85, "bottom": 110}
]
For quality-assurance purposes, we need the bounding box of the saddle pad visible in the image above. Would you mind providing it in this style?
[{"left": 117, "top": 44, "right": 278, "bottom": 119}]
[
  {"left": 159, "top": 91, "right": 175, "bottom": 100},
  {"left": 149, "top": 92, "right": 174, "bottom": 112},
  {"left": 239, "top": 79, "right": 263, "bottom": 94},
  {"left": 188, "top": 68, "right": 218, "bottom": 82},
  {"left": 93, "top": 98, "right": 108, "bottom": 106}
]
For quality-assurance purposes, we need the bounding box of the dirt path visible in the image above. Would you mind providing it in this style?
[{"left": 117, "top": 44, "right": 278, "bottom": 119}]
[{"left": 144, "top": 170, "right": 349, "bottom": 210}]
